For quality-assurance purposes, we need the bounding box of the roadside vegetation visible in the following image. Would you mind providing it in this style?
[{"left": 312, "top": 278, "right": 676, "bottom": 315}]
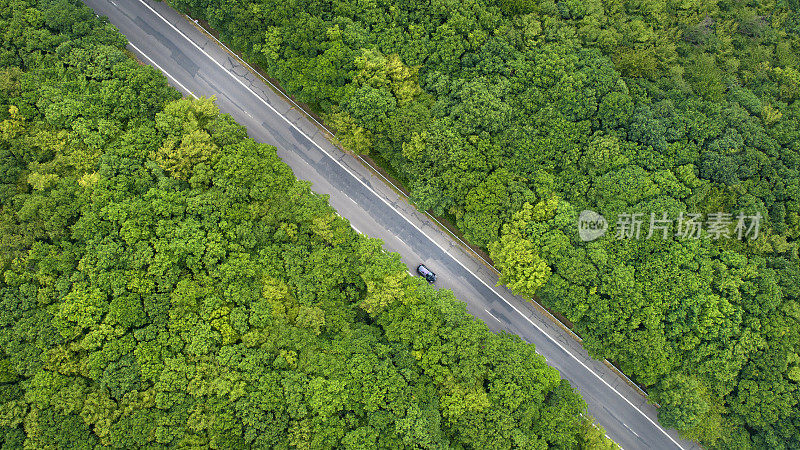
[
  {"left": 165, "top": 0, "right": 800, "bottom": 447},
  {"left": 0, "top": 1, "right": 616, "bottom": 447}
]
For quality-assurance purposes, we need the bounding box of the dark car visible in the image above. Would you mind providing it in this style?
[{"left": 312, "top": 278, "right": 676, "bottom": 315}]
[{"left": 417, "top": 264, "right": 436, "bottom": 283}]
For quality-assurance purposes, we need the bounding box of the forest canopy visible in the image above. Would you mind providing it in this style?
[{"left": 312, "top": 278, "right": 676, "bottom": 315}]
[
  {"left": 164, "top": 0, "right": 800, "bottom": 447},
  {"left": 0, "top": 0, "right": 610, "bottom": 448}
]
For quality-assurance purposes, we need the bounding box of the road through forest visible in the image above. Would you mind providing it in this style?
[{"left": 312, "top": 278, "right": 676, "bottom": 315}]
[{"left": 83, "top": 1, "right": 699, "bottom": 448}]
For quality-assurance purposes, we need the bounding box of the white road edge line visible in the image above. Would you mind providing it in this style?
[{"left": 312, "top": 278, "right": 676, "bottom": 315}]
[
  {"left": 128, "top": 42, "right": 197, "bottom": 99},
  {"left": 610, "top": 435, "right": 625, "bottom": 450},
  {"left": 130, "top": 1, "right": 684, "bottom": 448}
]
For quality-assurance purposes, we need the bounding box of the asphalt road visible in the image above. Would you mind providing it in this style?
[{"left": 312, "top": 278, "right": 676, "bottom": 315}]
[{"left": 83, "top": 1, "right": 700, "bottom": 448}]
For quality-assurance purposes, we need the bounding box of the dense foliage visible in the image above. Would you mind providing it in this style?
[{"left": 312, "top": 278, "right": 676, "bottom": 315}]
[
  {"left": 165, "top": 0, "right": 800, "bottom": 447},
  {"left": 0, "top": 1, "right": 614, "bottom": 447}
]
